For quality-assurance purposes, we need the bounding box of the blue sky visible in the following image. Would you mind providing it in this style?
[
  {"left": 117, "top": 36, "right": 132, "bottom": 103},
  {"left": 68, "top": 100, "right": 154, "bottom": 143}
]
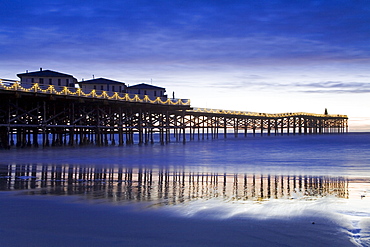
[{"left": 1, "top": 0, "right": 370, "bottom": 131}]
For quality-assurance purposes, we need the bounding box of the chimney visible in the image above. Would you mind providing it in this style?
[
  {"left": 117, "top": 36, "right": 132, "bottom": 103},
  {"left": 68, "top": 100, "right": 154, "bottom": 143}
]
[
  {"left": 26, "top": 70, "right": 28, "bottom": 73},
  {"left": 40, "top": 68, "right": 43, "bottom": 71}
]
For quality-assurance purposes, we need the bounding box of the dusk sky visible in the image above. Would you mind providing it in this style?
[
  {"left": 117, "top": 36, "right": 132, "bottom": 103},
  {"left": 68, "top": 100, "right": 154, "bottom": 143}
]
[{"left": 1, "top": 1, "right": 370, "bottom": 131}]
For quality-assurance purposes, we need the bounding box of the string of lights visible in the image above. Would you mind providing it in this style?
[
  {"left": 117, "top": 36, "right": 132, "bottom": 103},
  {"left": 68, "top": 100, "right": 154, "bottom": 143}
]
[
  {"left": 0, "top": 80, "right": 347, "bottom": 118},
  {"left": 0, "top": 80, "right": 191, "bottom": 106},
  {"left": 190, "top": 107, "right": 347, "bottom": 118}
]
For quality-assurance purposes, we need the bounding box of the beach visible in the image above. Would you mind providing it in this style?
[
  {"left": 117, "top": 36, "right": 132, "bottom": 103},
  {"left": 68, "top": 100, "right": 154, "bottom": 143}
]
[
  {"left": 1, "top": 192, "right": 367, "bottom": 247},
  {"left": 1, "top": 133, "right": 370, "bottom": 246}
]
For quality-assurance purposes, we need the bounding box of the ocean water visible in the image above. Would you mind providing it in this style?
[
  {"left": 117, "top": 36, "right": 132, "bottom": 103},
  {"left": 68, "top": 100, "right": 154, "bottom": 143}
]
[
  {"left": 1, "top": 133, "right": 370, "bottom": 203},
  {"left": 2, "top": 132, "right": 370, "bottom": 174},
  {"left": 1, "top": 133, "right": 370, "bottom": 246}
]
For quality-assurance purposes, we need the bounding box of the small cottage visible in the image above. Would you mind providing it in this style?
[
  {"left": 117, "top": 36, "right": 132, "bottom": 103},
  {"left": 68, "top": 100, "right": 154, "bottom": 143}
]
[
  {"left": 78, "top": 78, "right": 126, "bottom": 93},
  {"left": 17, "top": 68, "right": 77, "bottom": 87},
  {"left": 126, "top": 83, "right": 166, "bottom": 98}
]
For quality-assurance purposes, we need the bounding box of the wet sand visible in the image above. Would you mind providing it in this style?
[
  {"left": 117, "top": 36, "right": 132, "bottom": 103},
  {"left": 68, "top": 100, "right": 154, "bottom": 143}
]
[{"left": 0, "top": 192, "right": 365, "bottom": 247}]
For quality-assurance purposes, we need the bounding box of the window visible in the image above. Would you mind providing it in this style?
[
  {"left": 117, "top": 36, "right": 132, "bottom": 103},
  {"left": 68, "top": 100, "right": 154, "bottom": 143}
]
[
  {"left": 49, "top": 79, "right": 52, "bottom": 85},
  {"left": 112, "top": 86, "right": 115, "bottom": 91},
  {"left": 101, "top": 85, "right": 104, "bottom": 90},
  {"left": 154, "top": 91, "right": 157, "bottom": 96},
  {"left": 66, "top": 79, "right": 69, "bottom": 86},
  {"left": 144, "top": 90, "right": 147, "bottom": 95},
  {"left": 31, "top": 78, "right": 34, "bottom": 83},
  {"left": 58, "top": 79, "right": 61, "bottom": 86},
  {"left": 39, "top": 78, "right": 44, "bottom": 84},
  {"left": 93, "top": 85, "right": 96, "bottom": 90},
  {"left": 138, "top": 89, "right": 141, "bottom": 94}
]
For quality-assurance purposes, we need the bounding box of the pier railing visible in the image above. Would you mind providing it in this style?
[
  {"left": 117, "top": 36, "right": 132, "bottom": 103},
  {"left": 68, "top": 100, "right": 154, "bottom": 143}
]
[
  {"left": 190, "top": 107, "right": 348, "bottom": 119},
  {"left": 0, "top": 80, "right": 190, "bottom": 106}
]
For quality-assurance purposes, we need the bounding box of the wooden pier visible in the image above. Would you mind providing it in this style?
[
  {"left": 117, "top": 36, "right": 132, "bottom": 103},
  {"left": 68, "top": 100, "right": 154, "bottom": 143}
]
[{"left": 0, "top": 80, "right": 348, "bottom": 149}]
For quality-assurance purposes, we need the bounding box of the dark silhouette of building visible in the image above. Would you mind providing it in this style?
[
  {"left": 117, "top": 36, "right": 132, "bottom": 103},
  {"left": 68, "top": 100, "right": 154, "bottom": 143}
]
[
  {"left": 17, "top": 68, "right": 77, "bottom": 87},
  {"left": 78, "top": 78, "right": 126, "bottom": 92},
  {"left": 126, "top": 83, "right": 167, "bottom": 98}
]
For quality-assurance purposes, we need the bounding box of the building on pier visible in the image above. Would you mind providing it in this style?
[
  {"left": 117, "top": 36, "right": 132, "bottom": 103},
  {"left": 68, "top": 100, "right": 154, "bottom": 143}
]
[
  {"left": 78, "top": 78, "right": 126, "bottom": 93},
  {"left": 126, "top": 83, "right": 167, "bottom": 98},
  {"left": 17, "top": 68, "right": 77, "bottom": 87}
]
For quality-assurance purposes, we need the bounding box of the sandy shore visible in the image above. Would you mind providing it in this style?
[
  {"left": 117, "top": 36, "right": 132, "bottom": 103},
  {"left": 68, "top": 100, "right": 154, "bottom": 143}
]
[{"left": 1, "top": 192, "right": 366, "bottom": 247}]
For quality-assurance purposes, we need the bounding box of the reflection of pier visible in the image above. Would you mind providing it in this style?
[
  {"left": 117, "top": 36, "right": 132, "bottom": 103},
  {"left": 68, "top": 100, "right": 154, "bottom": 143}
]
[{"left": 0, "top": 164, "right": 349, "bottom": 205}]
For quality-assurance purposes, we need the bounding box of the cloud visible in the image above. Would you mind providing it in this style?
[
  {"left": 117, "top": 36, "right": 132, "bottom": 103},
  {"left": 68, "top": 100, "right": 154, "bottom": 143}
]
[
  {"left": 205, "top": 78, "right": 370, "bottom": 94},
  {"left": 2, "top": 0, "right": 370, "bottom": 68},
  {"left": 1, "top": 0, "right": 370, "bottom": 96},
  {"left": 300, "top": 89, "right": 370, "bottom": 94},
  {"left": 293, "top": 81, "right": 370, "bottom": 93},
  {"left": 299, "top": 81, "right": 369, "bottom": 89}
]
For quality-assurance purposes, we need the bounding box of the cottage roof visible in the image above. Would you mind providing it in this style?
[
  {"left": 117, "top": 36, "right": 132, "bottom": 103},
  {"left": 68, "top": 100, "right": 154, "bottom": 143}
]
[
  {"left": 78, "top": 78, "right": 126, "bottom": 85},
  {"left": 17, "top": 70, "right": 75, "bottom": 78},
  {"left": 127, "top": 83, "right": 165, "bottom": 91}
]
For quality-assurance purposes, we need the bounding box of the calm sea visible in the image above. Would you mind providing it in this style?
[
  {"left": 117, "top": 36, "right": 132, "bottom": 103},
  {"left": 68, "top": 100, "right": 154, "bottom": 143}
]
[{"left": 1, "top": 132, "right": 369, "bottom": 204}]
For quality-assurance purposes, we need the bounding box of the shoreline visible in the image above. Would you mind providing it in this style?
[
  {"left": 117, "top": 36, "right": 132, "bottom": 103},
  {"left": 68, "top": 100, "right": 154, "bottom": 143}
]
[{"left": 0, "top": 191, "right": 364, "bottom": 247}]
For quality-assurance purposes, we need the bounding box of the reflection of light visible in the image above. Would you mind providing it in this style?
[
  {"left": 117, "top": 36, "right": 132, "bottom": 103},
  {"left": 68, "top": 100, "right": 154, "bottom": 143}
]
[
  {"left": 0, "top": 82, "right": 191, "bottom": 106},
  {"left": 347, "top": 178, "right": 370, "bottom": 200},
  {"left": 0, "top": 164, "right": 355, "bottom": 206}
]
